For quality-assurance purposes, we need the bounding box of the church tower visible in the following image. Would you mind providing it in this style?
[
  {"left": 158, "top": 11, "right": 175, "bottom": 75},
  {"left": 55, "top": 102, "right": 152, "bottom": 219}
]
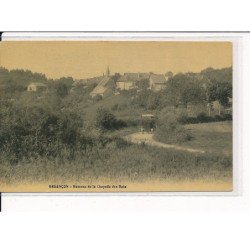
[{"left": 106, "top": 66, "right": 110, "bottom": 76}]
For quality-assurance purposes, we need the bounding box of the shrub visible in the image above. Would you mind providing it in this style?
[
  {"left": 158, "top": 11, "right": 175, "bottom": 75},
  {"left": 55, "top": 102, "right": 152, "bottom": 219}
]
[
  {"left": 95, "top": 108, "right": 126, "bottom": 131},
  {"left": 185, "top": 117, "right": 197, "bottom": 124},
  {"left": 123, "top": 117, "right": 140, "bottom": 127},
  {"left": 92, "top": 94, "right": 103, "bottom": 102},
  {"left": 55, "top": 82, "right": 70, "bottom": 98},
  {"left": 213, "top": 115, "right": 221, "bottom": 121},
  {"left": 221, "top": 113, "right": 232, "bottom": 121},
  {"left": 197, "top": 112, "right": 209, "bottom": 122},
  {"left": 195, "top": 112, "right": 214, "bottom": 123},
  {"left": 95, "top": 108, "right": 116, "bottom": 131},
  {"left": 154, "top": 109, "right": 192, "bottom": 144},
  {"left": 154, "top": 122, "right": 192, "bottom": 144},
  {"left": 177, "top": 112, "right": 189, "bottom": 124},
  {"left": 0, "top": 104, "right": 84, "bottom": 163}
]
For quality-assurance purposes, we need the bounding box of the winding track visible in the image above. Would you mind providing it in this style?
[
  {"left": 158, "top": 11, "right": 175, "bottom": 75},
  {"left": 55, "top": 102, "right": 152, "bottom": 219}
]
[{"left": 124, "top": 132, "right": 205, "bottom": 154}]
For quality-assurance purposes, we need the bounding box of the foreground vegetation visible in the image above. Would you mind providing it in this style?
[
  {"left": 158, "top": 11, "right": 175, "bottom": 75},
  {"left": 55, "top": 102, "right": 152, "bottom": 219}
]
[
  {"left": 0, "top": 141, "right": 232, "bottom": 185},
  {"left": 0, "top": 100, "right": 232, "bottom": 185}
]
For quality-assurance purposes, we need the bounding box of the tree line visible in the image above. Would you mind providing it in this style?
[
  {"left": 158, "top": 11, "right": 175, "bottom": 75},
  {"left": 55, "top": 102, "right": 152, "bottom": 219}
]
[{"left": 130, "top": 67, "right": 232, "bottom": 111}]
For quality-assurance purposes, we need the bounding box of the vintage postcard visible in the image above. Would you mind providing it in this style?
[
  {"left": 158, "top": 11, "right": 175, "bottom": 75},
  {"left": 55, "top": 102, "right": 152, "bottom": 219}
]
[{"left": 0, "top": 39, "right": 233, "bottom": 192}]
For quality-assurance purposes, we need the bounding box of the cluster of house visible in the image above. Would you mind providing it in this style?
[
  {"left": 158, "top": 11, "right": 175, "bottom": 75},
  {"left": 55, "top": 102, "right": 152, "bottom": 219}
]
[
  {"left": 89, "top": 66, "right": 173, "bottom": 98},
  {"left": 26, "top": 67, "right": 232, "bottom": 116},
  {"left": 26, "top": 66, "right": 173, "bottom": 97}
]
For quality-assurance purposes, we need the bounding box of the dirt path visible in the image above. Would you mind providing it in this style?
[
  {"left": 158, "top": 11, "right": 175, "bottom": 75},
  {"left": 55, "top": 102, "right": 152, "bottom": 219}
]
[{"left": 124, "top": 132, "right": 205, "bottom": 154}]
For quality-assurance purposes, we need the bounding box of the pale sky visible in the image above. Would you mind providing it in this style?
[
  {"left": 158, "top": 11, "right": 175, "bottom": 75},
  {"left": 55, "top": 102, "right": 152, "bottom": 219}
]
[{"left": 0, "top": 41, "right": 232, "bottom": 79}]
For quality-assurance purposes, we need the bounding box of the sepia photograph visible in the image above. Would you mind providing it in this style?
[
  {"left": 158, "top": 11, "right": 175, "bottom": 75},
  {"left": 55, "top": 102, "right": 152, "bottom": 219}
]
[{"left": 0, "top": 40, "right": 233, "bottom": 192}]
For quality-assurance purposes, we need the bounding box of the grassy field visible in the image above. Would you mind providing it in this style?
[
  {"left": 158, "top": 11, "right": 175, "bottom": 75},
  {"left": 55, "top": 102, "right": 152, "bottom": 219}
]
[
  {"left": 182, "top": 121, "right": 232, "bottom": 156},
  {"left": 0, "top": 142, "right": 232, "bottom": 186}
]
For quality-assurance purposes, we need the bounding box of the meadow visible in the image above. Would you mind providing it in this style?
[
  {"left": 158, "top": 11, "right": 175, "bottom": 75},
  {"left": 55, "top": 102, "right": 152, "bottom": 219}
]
[
  {"left": 0, "top": 135, "right": 232, "bottom": 186},
  {"left": 183, "top": 121, "right": 232, "bottom": 156}
]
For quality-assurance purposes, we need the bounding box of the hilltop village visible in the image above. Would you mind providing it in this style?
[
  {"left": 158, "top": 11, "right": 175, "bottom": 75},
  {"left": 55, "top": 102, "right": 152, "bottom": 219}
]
[
  {"left": 25, "top": 66, "right": 232, "bottom": 117},
  {"left": 0, "top": 65, "right": 232, "bottom": 118},
  {"left": 45, "top": 66, "right": 174, "bottom": 98}
]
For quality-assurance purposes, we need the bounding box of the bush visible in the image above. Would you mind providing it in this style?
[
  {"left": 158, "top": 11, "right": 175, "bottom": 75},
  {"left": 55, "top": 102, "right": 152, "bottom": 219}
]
[
  {"left": 95, "top": 108, "right": 126, "bottom": 131},
  {"left": 123, "top": 117, "right": 140, "bottom": 127},
  {"left": 92, "top": 94, "right": 102, "bottom": 102},
  {"left": 0, "top": 104, "right": 84, "bottom": 163},
  {"left": 55, "top": 82, "right": 70, "bottom": 98},
  {"left": 185, "top": 113, "right": 232, "bottom": 124},
  {"left": 197, "top": 112, "right": 209, "bottom": 122},
  {"left": 114, "top": 119, "right": 127, "bottom": 129},
  {"left": 214, "top": 115, "right": 222, "bottom": 121},
  {"left": 221, "top": 113, "right": 232, "bottom": 121},
  {"left": 154, "top": 122, "right": 192, "bottom": 144},
  {"left": 154, "top": 109, "right": 192, "bottom": 144},
  {"left": 177, "top": 113, "right": 189, "bottom": 124},
  {"left": 185, "top": 117, "right": 198, "bottom": 124}
]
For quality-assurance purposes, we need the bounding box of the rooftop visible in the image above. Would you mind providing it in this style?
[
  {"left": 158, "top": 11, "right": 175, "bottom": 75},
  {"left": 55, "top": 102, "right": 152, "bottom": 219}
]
[
  {"left": 117, "top": 73, "right": 150, "bottom": 82},
  {"left": 150, "top": 74, "right": 167, "bottom": 84}
]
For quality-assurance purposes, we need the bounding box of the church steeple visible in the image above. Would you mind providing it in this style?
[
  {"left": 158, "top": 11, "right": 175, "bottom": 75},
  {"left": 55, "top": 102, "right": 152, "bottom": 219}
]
[{"left": 106, "top": 66, "right": 110, "bottom": 76}]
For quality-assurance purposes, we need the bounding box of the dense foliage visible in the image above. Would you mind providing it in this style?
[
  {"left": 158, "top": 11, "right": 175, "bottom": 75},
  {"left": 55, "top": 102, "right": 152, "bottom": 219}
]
[
  {"left": 0, "top": 102, "right": 84, "bottom": 163},
  {"left": 95, "top": 108, "right": 126, "bottom": 131},
  {"left": 154, "top": 109, "right": 192, "bottom": 144},
  {"left": 129, "top": 67, "right": 232, "bottom": 111}
]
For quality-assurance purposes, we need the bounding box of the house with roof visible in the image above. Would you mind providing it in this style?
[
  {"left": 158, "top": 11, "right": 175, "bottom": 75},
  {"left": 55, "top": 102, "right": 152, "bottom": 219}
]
[
  {"left": 116, "top": 73, "right": 150, "bottom": 90},
  {"left": 90, "top": 67, "right": 114, "bottom": 98},
  {"left": 27, "top": 82, "right": 47, "bottom": 92},
  {"left": 211, "top": 97, "right": 232, "bottom": 116},
  {"left": 90, "top": 76, "right": 114, "bottom": 98},
  {"left": 73, "top": 76, "right": 103, "bottom": 87},
  {"left": 149, "top": 74, "right": 169, "bottom": 92}
]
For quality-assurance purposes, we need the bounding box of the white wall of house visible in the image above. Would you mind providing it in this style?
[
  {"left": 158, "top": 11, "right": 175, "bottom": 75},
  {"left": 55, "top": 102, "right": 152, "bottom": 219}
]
[
  {"left": 116, "top": 81, "right": 135, "bottom": 90},
  {"left": 149, "top": 80, "right": 166, "bottom": 92},
  {"left": 27, "top": 84, "right": 47, "bottom": 92}
]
